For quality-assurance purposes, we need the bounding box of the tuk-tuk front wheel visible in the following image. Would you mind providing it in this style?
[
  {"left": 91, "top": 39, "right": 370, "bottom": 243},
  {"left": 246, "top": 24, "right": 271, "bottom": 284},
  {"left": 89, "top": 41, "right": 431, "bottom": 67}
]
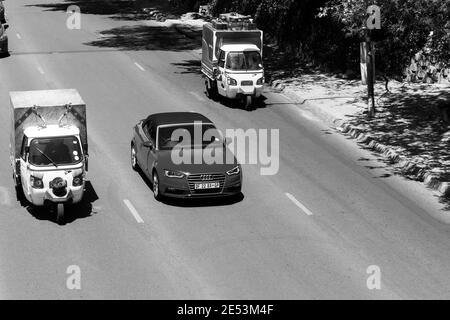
[
  {"left": 56, "top": 203, "right": 65, "bottom": 225},
  {"left": 241, "top": 95, "right": 253, "bottom": 110},
  {"left": 205, "top": 78, "right": 217, "bottom": 100}
]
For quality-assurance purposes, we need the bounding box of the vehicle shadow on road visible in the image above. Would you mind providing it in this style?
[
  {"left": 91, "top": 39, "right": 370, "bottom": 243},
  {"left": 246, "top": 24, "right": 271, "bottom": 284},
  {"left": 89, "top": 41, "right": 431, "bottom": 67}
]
[
  {"left": 208, "top": 94, "right": 269, "bottom": 112},
  {"left": 19, "top": 181, "right": 99, "bottom": 225},
  {"left": 161, "top": 193, "right": 244, "bottom": 208}
]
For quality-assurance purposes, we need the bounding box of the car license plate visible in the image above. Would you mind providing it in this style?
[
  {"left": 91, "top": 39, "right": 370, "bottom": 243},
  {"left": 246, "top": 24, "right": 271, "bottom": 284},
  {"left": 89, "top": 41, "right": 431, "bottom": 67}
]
[{"left": 195, "top": 182, "right": 220, "bottom": 189}]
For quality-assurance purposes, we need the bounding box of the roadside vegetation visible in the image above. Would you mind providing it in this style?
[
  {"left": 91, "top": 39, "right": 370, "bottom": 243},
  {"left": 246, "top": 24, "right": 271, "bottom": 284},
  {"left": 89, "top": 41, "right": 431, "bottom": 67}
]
[{"left": 172, "top": 0, "right": 449, "bottom": 81}]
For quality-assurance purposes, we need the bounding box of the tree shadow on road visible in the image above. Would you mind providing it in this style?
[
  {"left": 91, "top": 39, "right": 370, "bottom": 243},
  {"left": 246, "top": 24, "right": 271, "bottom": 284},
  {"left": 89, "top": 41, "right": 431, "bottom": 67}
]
[
  {"left": 438, "top": 195, "right": 450, "bottom": 211},
  {"left": 28, "top": 0, "right": 201, "bottom": 52},
  {"left": 347, "top": 88, "right": 450, "bottom": 182},
  {"left": 27, "top": 0, "right": 183, "bottom": 20},
  {"left": 171, "top": 59, "right": 202, "bottom": 75},
  {"left": 26, "top": 0, "right": 136, "bottom": 15},
  {"left": 84, "top": 25, "right": 200, "bottom": 51}
]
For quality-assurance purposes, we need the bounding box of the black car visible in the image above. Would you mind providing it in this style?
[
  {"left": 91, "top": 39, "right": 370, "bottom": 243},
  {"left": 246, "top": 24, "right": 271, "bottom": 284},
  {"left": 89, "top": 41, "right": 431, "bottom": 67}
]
[{"left": 131, "top": 112, "right": 242, "bottom": 200}]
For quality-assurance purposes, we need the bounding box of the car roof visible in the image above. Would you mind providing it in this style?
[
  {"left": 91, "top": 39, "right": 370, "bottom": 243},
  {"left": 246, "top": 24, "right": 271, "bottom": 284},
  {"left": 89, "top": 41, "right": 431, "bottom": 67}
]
[{"left": 144, "top": 112, "right": 214, "bottom": 127}]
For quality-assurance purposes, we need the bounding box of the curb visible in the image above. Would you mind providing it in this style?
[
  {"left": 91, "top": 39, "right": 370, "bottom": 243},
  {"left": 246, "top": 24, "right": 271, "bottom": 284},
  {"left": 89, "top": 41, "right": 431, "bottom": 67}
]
[{"left": 274, "top": 82, "right": 450, "bottom": 198}]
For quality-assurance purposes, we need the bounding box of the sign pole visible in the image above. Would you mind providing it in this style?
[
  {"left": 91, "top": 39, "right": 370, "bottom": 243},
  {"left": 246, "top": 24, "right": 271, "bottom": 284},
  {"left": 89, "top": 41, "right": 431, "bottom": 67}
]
[
  {"left": 366, "top": 30, "right": 375, "bottom": 118},
  {"left": 364, "top": 3, "right": 381, "bottom": 118}
]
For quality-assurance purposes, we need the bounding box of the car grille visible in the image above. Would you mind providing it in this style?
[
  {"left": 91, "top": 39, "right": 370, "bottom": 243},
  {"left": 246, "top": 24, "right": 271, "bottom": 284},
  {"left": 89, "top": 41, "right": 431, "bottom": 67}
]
[
  {"left": 187, "top": 173, "right": 225, "bottom": 194},
  {"left": 241, "top": 80, "right": 253, "bottom": 86}
]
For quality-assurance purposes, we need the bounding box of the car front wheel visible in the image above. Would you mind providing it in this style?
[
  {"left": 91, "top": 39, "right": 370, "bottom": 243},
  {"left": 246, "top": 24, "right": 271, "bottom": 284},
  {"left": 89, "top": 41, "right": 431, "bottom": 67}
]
[
  {"left": 131, "top": 144, "right": 139, "bottom": 171},
  {"left": 152, "top": 171, "right": 162, "bottom": 201}
]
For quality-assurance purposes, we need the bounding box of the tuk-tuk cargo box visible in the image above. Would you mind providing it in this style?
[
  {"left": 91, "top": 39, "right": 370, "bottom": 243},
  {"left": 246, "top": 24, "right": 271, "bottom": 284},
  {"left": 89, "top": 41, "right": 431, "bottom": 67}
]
[
  {"left": 201, "top": 22, "right": 263, "bottom": 78},
  {"left": 9, "top": 89, "right": 87, "bottom": 160}
]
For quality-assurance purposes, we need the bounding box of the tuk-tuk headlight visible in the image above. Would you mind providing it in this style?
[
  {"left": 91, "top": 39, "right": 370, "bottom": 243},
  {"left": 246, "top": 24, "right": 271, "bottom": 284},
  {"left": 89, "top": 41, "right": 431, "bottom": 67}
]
[
  {"left": 30, "top": 175, "right": 44, "bottom": 189},
  {"left": 227, "top": 77, "right": 237, "bottom": 86},
  {"left": 72, "top": 174, "right": 84, "bottom": 187}
]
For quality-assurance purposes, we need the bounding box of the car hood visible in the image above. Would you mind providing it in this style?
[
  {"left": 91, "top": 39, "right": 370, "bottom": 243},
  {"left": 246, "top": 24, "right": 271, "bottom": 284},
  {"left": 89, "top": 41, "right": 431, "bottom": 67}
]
[{"left": 157, "top": 146, "right": 239, "bottom": 174}]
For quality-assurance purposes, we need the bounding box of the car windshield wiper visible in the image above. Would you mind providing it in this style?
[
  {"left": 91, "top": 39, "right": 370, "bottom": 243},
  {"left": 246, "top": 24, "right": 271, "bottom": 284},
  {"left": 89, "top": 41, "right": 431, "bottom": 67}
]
[{"left": 34, "top": 147, "right": 59, "bottom": 167}]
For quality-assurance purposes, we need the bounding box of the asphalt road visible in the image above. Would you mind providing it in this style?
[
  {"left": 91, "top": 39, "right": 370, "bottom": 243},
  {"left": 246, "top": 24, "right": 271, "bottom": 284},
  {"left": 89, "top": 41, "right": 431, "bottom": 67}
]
[{"left": 0, "top": 0, "right": 450, "bottom": 299}]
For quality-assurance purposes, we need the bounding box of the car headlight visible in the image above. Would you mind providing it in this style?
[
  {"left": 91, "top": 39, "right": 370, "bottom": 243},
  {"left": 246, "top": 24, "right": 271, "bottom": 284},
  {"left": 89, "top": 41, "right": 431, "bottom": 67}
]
[
  {"left": 227, "top": 77, "right": 237, "bottom": 86},
  {"left": 226, "top": 166, "right": 240, "bottom": 176},
  {"left": 72, "top": 174, "right": 84, "bottom": 187},
  {"left": 164, "top": 170, "right": 185, "bottom": 178},
  {"left": 256, "top": 77, "right": 264, "bottom": 85}
]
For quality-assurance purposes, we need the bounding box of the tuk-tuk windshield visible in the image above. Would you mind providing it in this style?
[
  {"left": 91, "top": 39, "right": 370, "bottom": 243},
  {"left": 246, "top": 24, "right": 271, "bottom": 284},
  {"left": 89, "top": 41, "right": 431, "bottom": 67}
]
[
  {"left": 226, "top": 51, "right": 262, "bottom": 71},
  {"left": 29, "top": 136, "right": 83, "bottom": 166}
]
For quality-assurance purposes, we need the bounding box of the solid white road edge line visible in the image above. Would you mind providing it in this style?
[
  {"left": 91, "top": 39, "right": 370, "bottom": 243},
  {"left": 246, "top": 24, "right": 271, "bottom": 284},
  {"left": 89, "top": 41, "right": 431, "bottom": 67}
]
[
  {"left": 285, "top": 192, "right": 314, "bottom": 216},
  {"left": 123, "top": 199, "right": 144, "bottom": 223},
  {"left": 134, "top": 62, "right": 145, "bottom": 72},
  {"left": 16, "top": 33, "right": 22, "bottom": 39}
]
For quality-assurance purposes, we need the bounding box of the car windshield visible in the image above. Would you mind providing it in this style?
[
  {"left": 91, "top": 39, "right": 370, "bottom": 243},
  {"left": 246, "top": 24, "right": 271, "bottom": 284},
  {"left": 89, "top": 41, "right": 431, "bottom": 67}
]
[
  {"left": 29, "top": 136, "right": 82, "bottom": 166},
  {"left": 158, "top": 123, "right": 222, "bottom": 150},
  {"left": 226, "top": 51, "right": 262, "bottom": 71}
]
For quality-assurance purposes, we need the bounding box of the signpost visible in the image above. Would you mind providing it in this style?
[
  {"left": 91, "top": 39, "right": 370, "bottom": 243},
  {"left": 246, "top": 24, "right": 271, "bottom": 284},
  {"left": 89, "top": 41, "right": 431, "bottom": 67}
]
[{"left": 362, "top": 4, "right": 381, "bottom": 118}]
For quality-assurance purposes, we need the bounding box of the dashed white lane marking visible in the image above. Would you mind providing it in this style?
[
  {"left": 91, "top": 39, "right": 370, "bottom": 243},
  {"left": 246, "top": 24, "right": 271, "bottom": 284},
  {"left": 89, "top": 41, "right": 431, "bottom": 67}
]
[
  {"left": 189, "top": 91, "right": 206, "bottom": 102},
  {"left": 37, "top": 66, "right": 45, "bottom": 75},
  {"left": 123, "top": 199, "right": 144, "bottom": 223},
  {"left": 16, "top": 33, "right": 22, "bottom": 39},
  {"left": 285, "top": 192, "right": 314, "bottom": 216},
  {"left": 134, "top": 62, "right": 145, "bottom": 71}
]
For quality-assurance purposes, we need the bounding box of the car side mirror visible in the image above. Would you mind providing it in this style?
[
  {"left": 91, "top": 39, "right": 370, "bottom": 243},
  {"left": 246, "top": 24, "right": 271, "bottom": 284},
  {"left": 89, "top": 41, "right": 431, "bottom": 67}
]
[
  {"left": 4, "top": 24, "right": 8, "bottom": 30},
  {"left": 143, "top": 141, "right": 154, "bottom": 149}
]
